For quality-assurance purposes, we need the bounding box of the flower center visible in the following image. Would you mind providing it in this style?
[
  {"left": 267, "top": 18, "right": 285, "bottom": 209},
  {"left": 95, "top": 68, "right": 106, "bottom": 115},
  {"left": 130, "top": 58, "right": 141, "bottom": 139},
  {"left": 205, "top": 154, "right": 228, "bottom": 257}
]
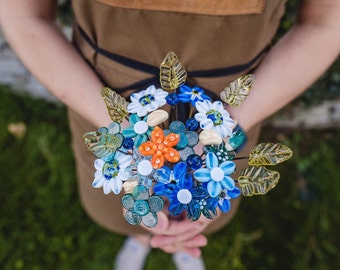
[
  {"left": 102, "top": 160, "right": 120, "bottom": 180},
  {"left": 210, "top": 167, "right": 224, "bottom": 182},
  {"left": 134, "top": 121, "right": 149, "bottom": 134},
  {"left": 139, "top": 94, "right": 155, "bottom": 106},
  {"left": 137, "top": 160, "right": 153, "bottom": 176},
  {"left": 133, "top": 200, "right": 150, "bottom": 216},
  {"left": 206, "top": 110, "right": 223, "bottom": 126},
  {"left": 177, "top": 189, "right": 192, "bottom": 204}
]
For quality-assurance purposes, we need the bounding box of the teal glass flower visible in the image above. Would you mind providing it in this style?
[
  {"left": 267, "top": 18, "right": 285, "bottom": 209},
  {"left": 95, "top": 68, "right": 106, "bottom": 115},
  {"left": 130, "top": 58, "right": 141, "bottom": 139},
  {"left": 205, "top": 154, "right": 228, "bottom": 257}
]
[
  {"left": 122, "top": 185, "right": 164, "bottom": 228},
  {"left": 122, "top": 114, "right": 153, "bottom": 148}
]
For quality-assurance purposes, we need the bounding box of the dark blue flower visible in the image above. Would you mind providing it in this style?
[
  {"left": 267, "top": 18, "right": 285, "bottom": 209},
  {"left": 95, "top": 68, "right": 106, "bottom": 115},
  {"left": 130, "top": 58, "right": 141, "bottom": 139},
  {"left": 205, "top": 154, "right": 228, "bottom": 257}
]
[{"left": 177, "top": 85, "right": 211, "bottom": 106}]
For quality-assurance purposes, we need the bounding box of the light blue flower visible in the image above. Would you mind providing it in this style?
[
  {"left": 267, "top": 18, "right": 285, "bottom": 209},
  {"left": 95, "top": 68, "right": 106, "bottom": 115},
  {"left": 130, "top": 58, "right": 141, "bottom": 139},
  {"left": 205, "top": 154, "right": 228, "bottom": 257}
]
[
  {"left": 122, "top": 114, "right": 153, "bottom": 148},
  {"left": 92, "top": 151, "right": 132, "bottom": 195},
  {"left": 177, "top": 85, "right": 211, "bottom": 106},
  {"left": 194, "top": 100, "right": 235, "bottom": 138},
  {"left": 127, "top": 85, "right": 168, "bottom": 117},
  {"left": 194, "top": 152, "right": 236, "bottom": 197}
]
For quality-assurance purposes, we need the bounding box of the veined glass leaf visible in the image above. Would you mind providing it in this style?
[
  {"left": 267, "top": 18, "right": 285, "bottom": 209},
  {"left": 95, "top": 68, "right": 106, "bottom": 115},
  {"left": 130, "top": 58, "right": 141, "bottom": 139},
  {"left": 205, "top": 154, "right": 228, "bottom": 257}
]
[
  {"left": 159, "top": 51, "right": 187, "bottom": 91},
  {"left": 220, "top": 74, "right": 255, "bottom": 107},
  {"left": 83, "top": 131, "right": 123, "bottom": 159},
  {"left": 101, "top": 87, "right": 128, "bottom": 122},
  {"left": 248, "top": 143, "right": 293, "bottom": 166},
  {"left": 238, "top": 166, "right": 280, "bottom": 196}
]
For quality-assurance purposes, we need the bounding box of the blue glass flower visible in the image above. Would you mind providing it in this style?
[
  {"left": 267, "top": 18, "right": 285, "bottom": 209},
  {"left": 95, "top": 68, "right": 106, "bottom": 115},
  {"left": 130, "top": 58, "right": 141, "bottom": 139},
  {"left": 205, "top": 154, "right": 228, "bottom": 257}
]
[
  {"left": 122, "top": 185, "right": 164, "bottom": 228},
  {"left": 217, "top": 187, "right": 241, "bottom": 213},
  {"left": 194, "top": 152, "right": 236, "bottom": 197},
  {"left": 177, "top": 85, "right": 211, "bottom": 106},
  {"left": 185, "top": 118, "right": 199, "bottom": 131},
  {"left": 153, "top": 162, "right": 187, "bottom": 184},
  {"left": 122, "top": 114, "right": 153, "bottom": 148}
]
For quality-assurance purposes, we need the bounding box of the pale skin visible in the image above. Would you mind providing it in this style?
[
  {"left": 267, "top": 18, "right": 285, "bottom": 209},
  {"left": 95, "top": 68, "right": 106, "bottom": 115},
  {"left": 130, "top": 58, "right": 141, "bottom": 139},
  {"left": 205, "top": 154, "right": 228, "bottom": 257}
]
[{"left": 1, "top": 0, "right": 339, "bottom": 258}]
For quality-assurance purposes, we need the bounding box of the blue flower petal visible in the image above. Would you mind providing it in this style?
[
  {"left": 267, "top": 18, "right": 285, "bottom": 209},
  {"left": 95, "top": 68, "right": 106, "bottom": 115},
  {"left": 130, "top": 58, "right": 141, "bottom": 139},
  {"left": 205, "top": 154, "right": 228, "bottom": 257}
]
[
  {"left": 169, "top": 200, "right": 185, "bottom": 216},
  {"left": 129, "top": 114, "right": 140, "bottom": 125},
  {"left": 179, "top": 174, "right": 193, "bottom": 190},
  {"left": 134, "top": 134, "right": 148, "bottom": 148},
  {"left": 206, "top": 152, "right": 219, "bottom": 169},
  {"left": 219, "top": 161, "right": 236, "bottom": 175},
  {"left": 219, "top": 198, "right": 231, "bottom": 213},
  {"left": 173, "top": 162, "right": 187, "bottom": 180},
  {"left": 194, "top": 168, "right": 211, "bottom": 182},
  {"left": 153, "top": 166, "right": 171, "bottom": 183},
  {"left": 207, "top": 181, "right": 222, "bottom": 197},
  {"left": 228, "top": 187, "right": 241, "bottom": 198},
  {"left": 122, "top": 126, "right": 137, "bottom": 138},
  {"left": 221, "top": 176, "right": 235, "bottom": 190}
]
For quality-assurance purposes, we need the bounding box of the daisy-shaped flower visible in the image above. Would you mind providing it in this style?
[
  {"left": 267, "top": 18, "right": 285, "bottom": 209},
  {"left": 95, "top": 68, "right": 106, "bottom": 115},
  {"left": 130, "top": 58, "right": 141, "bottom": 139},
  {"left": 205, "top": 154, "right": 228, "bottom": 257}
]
[
  {"left": 92, "top": 151, "right": 132, "bottom": 194},
  {"left": 122, "top": 114, "right": 153, "bottom": 148},
  {"left": 194, "top": 152, "right": 236, "bottom": 197},
  {"left": 127, "top": 85, "right": 168, "bottom": 117},
  {"left": 122, "top": 185, "right": 164, "bottom": 228},
  {"left": 194, "top": 100, "right": 235, "bottom": 138},
  {"left": 139, "top": 126, "right": 180, "bottom": 169},
  {"left": 154, "top": 172, "right": 218, "bottom": 221},
  {"left": 217, "top": 187, "right": 241, "bottom": 213},
  {"left": 177, "top": 85, "right": 211, "bottom": 106}
]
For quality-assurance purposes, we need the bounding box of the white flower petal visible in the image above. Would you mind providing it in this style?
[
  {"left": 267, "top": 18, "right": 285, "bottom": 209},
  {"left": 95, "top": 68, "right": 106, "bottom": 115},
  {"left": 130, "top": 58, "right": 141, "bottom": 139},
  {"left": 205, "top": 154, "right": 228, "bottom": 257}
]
[
  {"left": 111, "top": 177, "right": 123, "bottom": 194},
  {"left": 94, "top": 159, "right": 105, "bottom": 170},
  {"left": 92, "top": 175, "right": 105, "bottom": 188},
  {"left": 200, "top": 118, "right": 213, "bottom": 130},
  {"left": 194, "top": 112, "right": 207, "bottom": 122},
  {"left": 119, "top": 155, "right": 133, "bottom": 169},
  {"left": 103, "top": 181, "right": 112, "bottom": 194},
  {"left": 213, "top": 101, "right": 224, "bottom": 111}
]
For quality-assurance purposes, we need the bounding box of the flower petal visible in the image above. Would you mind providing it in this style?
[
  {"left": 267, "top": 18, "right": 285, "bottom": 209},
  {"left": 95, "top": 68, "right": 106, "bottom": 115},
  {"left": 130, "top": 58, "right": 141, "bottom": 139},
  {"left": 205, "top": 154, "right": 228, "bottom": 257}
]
[
  {"left": 207, "top": 181, "right": 222, "bottom": 197},
  {"left": 219, "top": 161, "right": 236, "bottom": 175},
  {"left": 111, "top": 177, "right": 123, "bottom": 194},
  {"left": 142, "top": 212, "right": 158, "bottom": 228},
  {"left": 94, "top": 159, "right": 105, "bottom": 170},
  {"left": 194, "top": 168, "right": 211, "bottom": 182},
  {"left": 221, "top": 176, "right": 235, "bottom": 190},
  {"left": 122, "top": 126, "right": 137, "bottom": 138},
  {"left": 92, "top": 175, "right": 105, "bottom": 188},
  {"left": 205, "top": 152, "right": 218, "bottom": 169},
  {"left": 103, "top": 180, "right": 111, "bottom": 194}
]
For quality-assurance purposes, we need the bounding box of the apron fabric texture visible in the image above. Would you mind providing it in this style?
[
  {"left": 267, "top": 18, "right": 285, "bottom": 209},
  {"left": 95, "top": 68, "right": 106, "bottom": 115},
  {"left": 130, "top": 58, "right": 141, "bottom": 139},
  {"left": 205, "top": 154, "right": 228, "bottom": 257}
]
[{"left": 68, "top": 0, "right": 287, "bottom": 235}]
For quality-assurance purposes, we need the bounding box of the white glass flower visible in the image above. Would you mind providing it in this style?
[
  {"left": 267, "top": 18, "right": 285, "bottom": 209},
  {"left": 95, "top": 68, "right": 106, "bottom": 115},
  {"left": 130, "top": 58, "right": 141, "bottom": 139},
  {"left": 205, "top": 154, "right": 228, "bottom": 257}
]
[
  {"left": 194, "top": 100, "right": 235, "bottom": 138},
  {"left": 92, "top": 152, "right": 132, "bottom": 194},
  {"left": 127, "top": 85, "right": 168, "bottom": 117}
]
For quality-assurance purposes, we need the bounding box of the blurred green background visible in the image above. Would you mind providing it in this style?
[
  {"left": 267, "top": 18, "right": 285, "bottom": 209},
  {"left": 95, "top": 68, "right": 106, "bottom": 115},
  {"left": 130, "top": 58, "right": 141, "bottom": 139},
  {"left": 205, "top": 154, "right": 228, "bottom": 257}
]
[{"left": 1, "top": 0, "right": 339, "bottom": 269}]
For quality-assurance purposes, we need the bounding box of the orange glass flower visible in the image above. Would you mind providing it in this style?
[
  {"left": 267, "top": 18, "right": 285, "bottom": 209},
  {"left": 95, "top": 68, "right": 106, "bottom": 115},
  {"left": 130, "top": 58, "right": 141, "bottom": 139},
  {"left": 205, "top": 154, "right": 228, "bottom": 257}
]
[{"left": 139, "top": 126, "right": 180, "bottom": 169}]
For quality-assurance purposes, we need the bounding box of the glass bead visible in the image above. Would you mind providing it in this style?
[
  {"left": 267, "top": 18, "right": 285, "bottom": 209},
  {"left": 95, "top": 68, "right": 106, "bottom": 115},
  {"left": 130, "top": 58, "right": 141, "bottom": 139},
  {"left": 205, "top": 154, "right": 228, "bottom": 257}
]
[
  {"left": 169, "top": 121, "right": 186, "bottom": 134},
  {"left": 122, "top": 137, "right": 134, "bottom": 150},
  {"left": 186, "top": 154, "right": 203, "bottom": 170},
  {"left": 166, "top": 93, "right": 179, "bottom": 105},
  {"left": 185, "top": 118, "right": 199, "bottom": 131}
]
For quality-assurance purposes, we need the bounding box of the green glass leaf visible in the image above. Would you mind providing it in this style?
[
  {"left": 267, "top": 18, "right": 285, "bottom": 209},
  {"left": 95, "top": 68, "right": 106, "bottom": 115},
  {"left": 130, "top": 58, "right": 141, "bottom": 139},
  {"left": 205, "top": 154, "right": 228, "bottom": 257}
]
[
  {"left": 220, "top": 74, "right": 255, "bottom": 107},
  {"left": 238, "top": 166, "right": 280, "bottom": 196},
  {"left": 159, "top": 51, "right": 187, "bottom": 91},
  {"left": 101, "top": 87, "right": 129, "bottom": 122},
  {"left": 83, "top": 131, "right": 123, "bottom": 159},
  {"left": 248, "top": 143, "right": 293, "bottom": 166}
]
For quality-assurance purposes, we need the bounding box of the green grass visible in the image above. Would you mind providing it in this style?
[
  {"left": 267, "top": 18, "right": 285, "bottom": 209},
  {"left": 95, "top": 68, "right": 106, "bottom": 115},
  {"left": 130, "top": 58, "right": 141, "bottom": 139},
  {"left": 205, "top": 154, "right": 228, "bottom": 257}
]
[{"left": 1, "top": 85, "right": 340, "bottom": 270}]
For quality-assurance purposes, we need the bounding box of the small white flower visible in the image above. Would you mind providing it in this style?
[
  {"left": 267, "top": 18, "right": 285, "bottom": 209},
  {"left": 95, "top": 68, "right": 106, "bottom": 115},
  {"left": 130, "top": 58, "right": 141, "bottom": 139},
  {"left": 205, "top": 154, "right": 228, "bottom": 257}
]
[
  {"left": 194, "top": 100, "right": 235, "bottom": 138},
  {"left": 92, "top": 152, "right": 132, "bottom": 195},
  {"left": 127, "top": 85, "right": 168, "bottom": 117}
]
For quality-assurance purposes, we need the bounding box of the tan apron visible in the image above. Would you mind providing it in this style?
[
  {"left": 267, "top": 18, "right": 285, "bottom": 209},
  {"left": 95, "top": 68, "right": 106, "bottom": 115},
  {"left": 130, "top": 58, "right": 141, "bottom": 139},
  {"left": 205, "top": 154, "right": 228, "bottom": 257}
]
[{"left": 68, "top": 0, "right": 287, "bottom": 235}]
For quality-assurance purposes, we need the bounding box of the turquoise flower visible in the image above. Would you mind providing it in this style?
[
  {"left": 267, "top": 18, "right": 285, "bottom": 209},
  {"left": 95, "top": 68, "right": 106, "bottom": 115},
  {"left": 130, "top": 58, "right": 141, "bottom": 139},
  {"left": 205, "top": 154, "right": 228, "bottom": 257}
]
[
  {"left": 122, "top": 185, "right": 164, "bottom": 228},
  {"left": 122, "top": 114, "right": 153, "bottom": 148},
  {"left": 194, "top": 152, "right": 236, "bottom": 197}
]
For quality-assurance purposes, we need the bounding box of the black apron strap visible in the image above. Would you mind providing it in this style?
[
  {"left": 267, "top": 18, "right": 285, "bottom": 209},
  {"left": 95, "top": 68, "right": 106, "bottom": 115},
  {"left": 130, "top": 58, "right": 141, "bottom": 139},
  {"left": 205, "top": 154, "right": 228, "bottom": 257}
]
[{"left": 77, "top": 25, "right": 268, "bottom": 95}]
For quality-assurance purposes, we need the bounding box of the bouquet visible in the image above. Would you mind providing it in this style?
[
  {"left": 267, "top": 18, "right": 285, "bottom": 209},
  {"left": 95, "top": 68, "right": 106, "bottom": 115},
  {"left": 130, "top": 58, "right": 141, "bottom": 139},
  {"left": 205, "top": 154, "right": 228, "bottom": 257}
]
[{"left": 83, "top": 52, "right": 292, "bottom": 228}]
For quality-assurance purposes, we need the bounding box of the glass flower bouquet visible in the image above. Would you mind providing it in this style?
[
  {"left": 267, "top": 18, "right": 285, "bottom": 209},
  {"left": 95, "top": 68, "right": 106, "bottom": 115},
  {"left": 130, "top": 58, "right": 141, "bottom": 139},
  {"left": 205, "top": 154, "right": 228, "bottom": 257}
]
[{"left": 83, "top": 52, "right": 293, "bottom": 228}]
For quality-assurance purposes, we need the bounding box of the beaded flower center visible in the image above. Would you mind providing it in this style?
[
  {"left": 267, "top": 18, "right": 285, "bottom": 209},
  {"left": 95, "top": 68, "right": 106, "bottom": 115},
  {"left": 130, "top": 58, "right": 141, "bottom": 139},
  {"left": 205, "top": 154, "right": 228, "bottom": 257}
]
[
  {"left": 206, "top": 110, "right": 223, "bottom": 126},
  {"left": 103, "top": 160, "right": 120, "bottom": 179},
  {"left": 139, "top": 94, "right": 155, "bottom": 106}
]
